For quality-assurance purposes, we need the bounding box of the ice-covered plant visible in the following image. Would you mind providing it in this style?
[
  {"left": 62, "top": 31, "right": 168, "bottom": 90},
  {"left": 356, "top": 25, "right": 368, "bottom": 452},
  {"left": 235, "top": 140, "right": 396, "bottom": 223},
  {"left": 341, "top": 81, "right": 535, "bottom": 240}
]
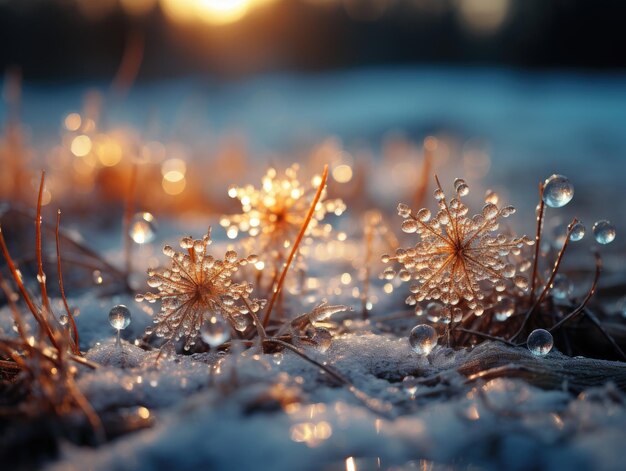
[
  {"left": 136, "top": 228, "right": 266, "bottom": 351},
  {"left": 382, "top": 177, "right": 533, "bottom": 322},
  {"left": 220, "top": 164, "right": 345, "bottom": 251}
]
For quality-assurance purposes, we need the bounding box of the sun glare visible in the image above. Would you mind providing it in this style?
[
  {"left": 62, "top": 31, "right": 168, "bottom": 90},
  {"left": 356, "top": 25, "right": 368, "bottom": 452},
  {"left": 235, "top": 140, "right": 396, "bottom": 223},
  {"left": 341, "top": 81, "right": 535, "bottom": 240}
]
[{"left": 160, "top": 0, "right": 253, "bottom": 25}]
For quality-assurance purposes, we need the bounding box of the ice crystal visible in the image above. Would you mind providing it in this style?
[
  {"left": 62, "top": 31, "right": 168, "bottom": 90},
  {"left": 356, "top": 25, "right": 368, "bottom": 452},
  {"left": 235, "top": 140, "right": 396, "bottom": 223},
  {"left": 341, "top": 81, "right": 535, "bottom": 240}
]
[
  {"left": 220, "top": 164, "right": 345, "bottom": 252},
  {"left": 136, "top": 228, "right": 265, "bottom": 350},
  {"left": 383, "top": 177, "right": 533, "bottom": 318}
]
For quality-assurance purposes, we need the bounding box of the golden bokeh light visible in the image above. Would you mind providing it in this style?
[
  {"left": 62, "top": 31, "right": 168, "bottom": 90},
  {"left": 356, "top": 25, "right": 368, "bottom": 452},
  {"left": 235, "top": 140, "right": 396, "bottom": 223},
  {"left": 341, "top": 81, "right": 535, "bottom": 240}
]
[
  {"left": 70, "top": 135, "right": 92, "bottom": 157},
  {"left": 64, "top": 113, "right": 82, "bottom": 131},
  {"left": 160, "top": 0, "right": 256, "bottom": 25}
]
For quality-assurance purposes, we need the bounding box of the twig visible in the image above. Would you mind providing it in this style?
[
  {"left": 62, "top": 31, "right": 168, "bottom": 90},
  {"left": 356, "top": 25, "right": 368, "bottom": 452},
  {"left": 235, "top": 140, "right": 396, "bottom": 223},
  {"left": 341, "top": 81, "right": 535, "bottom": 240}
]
[
  {"left": 35, "top": 171, "right": 53, "bottom": 317},
  {"left": 56, "top": 210, "right": 80, "bottom": 355},
  {"left": 123, "top": 163, "right": 138, "bottom": 280},
  {"left": 455, "top": 328, "right": 516, "bottom": 346},
  {"left": 262, "top": 165, "right": 328, "bottom": 327},
  {"left": 528, "top": 182, "right": 545, "bottom": 303},
  {"left": 511, "top": 218, "right": 578, "bottom": 341},
  {"left": 583, "top": 307, "right": 626, "bottom": 362},
  {"left": 547, "top": 251, "right": 602, "bottom": 335}
]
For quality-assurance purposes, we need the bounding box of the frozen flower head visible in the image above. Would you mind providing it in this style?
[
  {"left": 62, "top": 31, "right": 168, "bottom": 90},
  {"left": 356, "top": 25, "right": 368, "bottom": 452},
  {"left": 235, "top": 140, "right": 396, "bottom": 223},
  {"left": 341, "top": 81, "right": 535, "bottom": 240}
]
[
  {"left": 220, "top": 164, "right": 345, "bottom": 251},
  {"left": 136, "top": 227, "right": 265, "bottom": 350},
  {"left": 382, "top": 177, "right": 533, "bottom": 318}
]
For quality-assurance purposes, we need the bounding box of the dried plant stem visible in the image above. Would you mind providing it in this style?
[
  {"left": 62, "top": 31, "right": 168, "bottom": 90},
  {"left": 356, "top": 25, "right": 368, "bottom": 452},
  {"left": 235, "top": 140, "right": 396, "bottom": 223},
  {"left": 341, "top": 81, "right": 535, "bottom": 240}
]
[
  {"left": 56, "top": 210, "right": 80, "bottom": 355},
  {"left": 583, "top": 308, "right": 626, "bottom": 361},
  {"left": 511, "top": 218, "right": 577, "bottom": 342},
  {"left": 0, "top": 272, "right": 29, "bottom": 343},
  {"left": 111, "top": 28, "right": 144, "bottom": 97},
  {"left": 263, "top": 337, "right": 390, "bottom": 415},
  {"left": 242, "top": 297, "right": 267, "bottom": 341},
  {"left": 528, "top": 182, "right": 545, "bottom": 303},
  {"left": 262, "top": 165, "right": 329, "bottom": 328},
  {"left": 547, "top": 251, "right": 602, "bottom": 335},
  {"left": 35, "top": 171, "right": 53, "bottom": 317},
  {"left": 0, "top": 227, "right": 60, "bottom": 351},
  {"left": 361, "top": 219, "right": 374, "bottom": 319},
  {"left": 456, "top": 327, "right": 516, "bottom": 346},
  {"left": 413, "top": 137, "right": 434, "bottom": 208},
  {"left": 123, "top": 163, "right": 138, "bottom": 280}
]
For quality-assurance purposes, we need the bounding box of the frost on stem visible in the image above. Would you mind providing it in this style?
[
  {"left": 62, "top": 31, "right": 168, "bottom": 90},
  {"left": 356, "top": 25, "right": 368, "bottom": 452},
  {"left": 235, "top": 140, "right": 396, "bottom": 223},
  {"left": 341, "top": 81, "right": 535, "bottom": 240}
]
[
  {"left": 220, "top": 164, "right": 345, "bottom": 253},
  {"left": 382, "top": 177, "right": 534, "bottom": 319},
  {"left": 136, "top": 227, "right": 265, "bottom": 351}
]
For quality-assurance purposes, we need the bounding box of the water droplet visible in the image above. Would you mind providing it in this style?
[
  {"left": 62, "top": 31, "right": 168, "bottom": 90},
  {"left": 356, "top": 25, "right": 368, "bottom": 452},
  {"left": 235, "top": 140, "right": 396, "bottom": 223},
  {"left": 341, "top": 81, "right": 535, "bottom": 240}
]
[
  {"left": 109, "top": 305, "right": 131, "bottom": 330},
  {"left": 401, "top": 220, "right": 418, "bottom": 234},
  {"left": 551, "top": 274, "right": 572, "bottom": 300},
  {"left": 402, "top": 375, "right": 418, "bottom": 398},
  {"left": 200, "top": 316, "right": 230, "bottom": 348},
  {"left": 397, "top": 203, "right": 411, "bottom": 218},
  {"left": 527, "top": 329, "right": 553, "bottom": 356},
  {"left": 93, "top": 270, "right": 103, "bottom": 285},
  {"left": 225, "top": 250, "right": 238, "bottom": 264},
  {"left": 592, "top": 220, "right": 616, "bottom": 245},
  {"left": 409, "top": 324, "right": 437, "bottom": 355},
  {"left": 272, "top": 352, "right": 283, "bottom": 365},
  {"left": 417, "top": 208, "right": 431, "bottom": 222},
  {"left": 543, "top": 174, "right": 574, "bottom": 208},
  {"left": 59, "top": 314, "right": 69, "bottom": 326},
  {"left": 493, "top": 298, "right": 514, "bottom": 321},
  {"left": 312, "top": 328, "right": 332, "bottom": 353},
  {"left": 569, "top": 222, "right": 585, "bottom": 242},
  {"left": 129, "top": 212, "right": 157, "bottom": 244},
  {"left": 426, "top": 302, "right": 442, "bottom": 323}
]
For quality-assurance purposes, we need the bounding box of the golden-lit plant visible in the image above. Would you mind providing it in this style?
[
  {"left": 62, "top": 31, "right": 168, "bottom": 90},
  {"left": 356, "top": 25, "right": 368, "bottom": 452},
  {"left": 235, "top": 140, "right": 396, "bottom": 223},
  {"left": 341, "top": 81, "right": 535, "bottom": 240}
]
[
  {"left": 136, "top": 228, "right": 266, "bottom": 351},
  {"left": 0, "top": 172, "right": 102, "bottom": 440},
  {"left": 221, "top": 164, "right": 345, "bottom": 251},
  {"left": 383, "top": 177, "right": 533, "bottom": 322}
]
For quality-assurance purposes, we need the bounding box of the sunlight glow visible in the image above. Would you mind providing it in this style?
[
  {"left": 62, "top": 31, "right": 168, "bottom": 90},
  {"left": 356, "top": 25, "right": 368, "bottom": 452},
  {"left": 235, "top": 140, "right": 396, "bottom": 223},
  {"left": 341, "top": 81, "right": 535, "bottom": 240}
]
[{"left": 160, "top": 0, "right": 254, "bottom": 25}]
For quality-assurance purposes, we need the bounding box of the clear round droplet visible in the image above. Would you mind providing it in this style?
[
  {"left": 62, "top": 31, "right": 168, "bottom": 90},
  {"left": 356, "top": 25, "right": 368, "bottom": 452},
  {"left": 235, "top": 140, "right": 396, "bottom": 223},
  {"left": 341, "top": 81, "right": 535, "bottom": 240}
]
[
  {"left": 569, "top": 222, "right": 585, "bottom": 242},
  {"left": 592, "top": 220, "right": 616, "bottom": 245},
  {"left": 542, "top": 174, "right": 574, "bottom": 208},
  {"left": 527, "top": 328, "right": 553, "bottom": 356},
  {"left": 93, "top": 270, "right": 103, "bottom": 285},
  {"left": 409, "top": 324, "right": 438, "bottom": 356},
  {"left": 551, "top": 274, "right": 572, "bottom": 301},
  {"left": 129, "top": 212, "right": 157, "bottom": 244},
  {"left": 109, "top": 305, "right": 131, "bottom": 330},
  {"left": 493, "top": 298, "right": 514, "bottom": 321},
  {"left": 312, "top": 328, "right": 332, "bottom": 353},
  {"left": 200, "top": 316, "right": 230, "bottom": 348}
]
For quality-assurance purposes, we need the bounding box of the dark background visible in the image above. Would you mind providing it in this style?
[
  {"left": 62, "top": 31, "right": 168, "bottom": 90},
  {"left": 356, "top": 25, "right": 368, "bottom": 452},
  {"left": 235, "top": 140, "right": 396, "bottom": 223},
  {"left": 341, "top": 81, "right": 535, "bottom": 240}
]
[{"left": 1, "top": 0, "right": 625, "bottom": 82}]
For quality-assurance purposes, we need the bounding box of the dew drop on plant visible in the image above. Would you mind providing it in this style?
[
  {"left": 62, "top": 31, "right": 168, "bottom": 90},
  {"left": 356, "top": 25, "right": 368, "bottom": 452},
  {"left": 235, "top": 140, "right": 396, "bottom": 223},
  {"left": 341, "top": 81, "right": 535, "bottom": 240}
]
[
  {"left": 129, "top": 212, "right": 157, "bottom": 244},
  {"left": 272, "top": 352, "right": 283, "bottom": 365},
  {"left": 551, "top": 274, "right": 572, "bottom": 300},
  {"left": 402, "top": 375, "right": 418, "bottom": 398},
  {"left": 542, "top": 174, "right": 574, "bottom": 208},
  {"left": 527, "top": 329, "right": 553, "bottom": 356},
  {"left": 409, "top": 324, "right": 437, "bottom": 355},
  {"left": 569, "top": 222, "right": 585, "bottom": 241},
  {"left": 493, "top": 298, "right": 514, "bottom": 321},
  {"left": 109, "top": 305, "right": 131, "bottom": 330},
  {"left": 312, "top": 328, "right": 332, "bottom": 353},
  {"left": 592, "top": 220, "right": 616, "bottom": 245},
  {"left": 93, "top": 269, "right": 103, "bottom": 285},
  {"left": 200, "top": 316, "right": 230, "bottom": 348}
]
